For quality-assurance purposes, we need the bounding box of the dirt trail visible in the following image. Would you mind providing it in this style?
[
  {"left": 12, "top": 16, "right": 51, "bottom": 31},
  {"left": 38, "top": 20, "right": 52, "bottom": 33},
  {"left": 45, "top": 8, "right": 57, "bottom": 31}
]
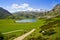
[
  {"left": 2, "top": 30, "right": 23, "bottom": 34},
  {"left": 14, "top": 29, "right": 35, "bottom": 40}
]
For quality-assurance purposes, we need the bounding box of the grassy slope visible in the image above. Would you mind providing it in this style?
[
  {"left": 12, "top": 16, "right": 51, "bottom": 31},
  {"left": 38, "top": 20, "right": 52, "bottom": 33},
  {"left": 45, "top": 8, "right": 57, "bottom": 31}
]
[
  {"left": 1, "top": 16, "right": 60, "bottom": 40},
  {"left": 24, "top": 16, "right": 60, "bottom": 40},
  {"left": 0, "top": 19, "right": 45, "bottom": 40},
  {"left": 49, "top": 17, "right": 60, "bottom": 40}
]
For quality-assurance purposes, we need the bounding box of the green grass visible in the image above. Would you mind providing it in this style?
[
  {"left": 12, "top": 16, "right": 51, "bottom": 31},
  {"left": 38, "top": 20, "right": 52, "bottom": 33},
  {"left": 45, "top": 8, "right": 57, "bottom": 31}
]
[
  {"left": 24, "top": 17, "right": 60, "bottom": 40},
  {"left": 1, "top": 18, "right": 60, "bottom": 40},
  {"left": 0, "top": 19, "right": 45, "bottom": 40},
  {"left": 0, "top": 19, "right": 45, "bottom": 32},
  {"left": 50, "top": 26, "right": 60, "bottom": 40}
]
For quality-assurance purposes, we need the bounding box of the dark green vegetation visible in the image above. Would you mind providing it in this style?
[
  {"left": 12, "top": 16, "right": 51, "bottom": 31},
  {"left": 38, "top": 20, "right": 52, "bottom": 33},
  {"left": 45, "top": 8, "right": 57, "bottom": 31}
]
[
  {"left": 0, "top": 4, "right": 60, "bottom": 40},
  {"left": 0, "top": 33, "right": 4, "bottom": 40}
]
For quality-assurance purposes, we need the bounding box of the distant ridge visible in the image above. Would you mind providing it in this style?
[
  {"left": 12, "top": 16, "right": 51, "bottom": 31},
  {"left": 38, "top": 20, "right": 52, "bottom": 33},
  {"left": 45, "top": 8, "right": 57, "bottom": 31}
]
[
  {"left": 46, "top": 4, "right": 60, "bottom": 16},
  {"left": 0, "top": 7, "right": 14, "bottom": 19}
]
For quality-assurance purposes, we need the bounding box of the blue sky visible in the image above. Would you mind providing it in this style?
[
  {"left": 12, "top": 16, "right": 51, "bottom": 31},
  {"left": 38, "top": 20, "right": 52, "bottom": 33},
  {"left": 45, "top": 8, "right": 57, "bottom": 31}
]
[{"left": 0, "top": 0, "right": 60, "bottom": 13}]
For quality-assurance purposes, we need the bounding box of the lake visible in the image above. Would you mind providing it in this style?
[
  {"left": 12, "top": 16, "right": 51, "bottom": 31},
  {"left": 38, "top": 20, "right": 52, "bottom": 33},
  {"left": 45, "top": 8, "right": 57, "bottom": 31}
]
[{"left": 16, "top": 19, "right": 36, "bottom": 23}]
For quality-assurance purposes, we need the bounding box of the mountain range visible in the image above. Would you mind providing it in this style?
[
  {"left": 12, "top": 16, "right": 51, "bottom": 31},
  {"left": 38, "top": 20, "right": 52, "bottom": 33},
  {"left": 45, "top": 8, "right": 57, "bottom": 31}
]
[{"left": 0, "top": 4, "right": 60, "bottom": 19}]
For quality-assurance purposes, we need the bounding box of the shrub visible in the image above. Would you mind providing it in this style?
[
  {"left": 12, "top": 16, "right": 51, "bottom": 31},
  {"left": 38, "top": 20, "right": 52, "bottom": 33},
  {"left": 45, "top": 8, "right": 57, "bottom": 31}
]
[
  {"left": 41, "top": 28, "right": 56, "bottom": 36},
  {"left": 5, "top": 34, "right": 16, "bottom": 40},
  {"left": 29, "top": 36, "right": 48, "bottom": 40},
  {"left": 55, "top": 36, "right": 60, "bottom": 40},
  {"left": 0, "top": 33, "right": 4, "bottom": 40}
]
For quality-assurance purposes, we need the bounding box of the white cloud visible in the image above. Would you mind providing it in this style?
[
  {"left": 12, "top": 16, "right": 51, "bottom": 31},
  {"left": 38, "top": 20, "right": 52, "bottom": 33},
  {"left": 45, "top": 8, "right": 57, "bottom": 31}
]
[
  {"left": 21, "top": 3, "right": 29, "bottom": 9},
  {"left": 27, "top": 7, "right": 40, "bottom": 11},
  {"left": 11, "top": 3, "right": 29, "bottom": 9},
  {"left": 11, "top": 4, "right": 21, "bottom": 9},
  {"left": 27, "top": 7, "right": 34, "bottom": 11},
  {"left": 7, "top": 3, "right": 40, "bottom": 12}
]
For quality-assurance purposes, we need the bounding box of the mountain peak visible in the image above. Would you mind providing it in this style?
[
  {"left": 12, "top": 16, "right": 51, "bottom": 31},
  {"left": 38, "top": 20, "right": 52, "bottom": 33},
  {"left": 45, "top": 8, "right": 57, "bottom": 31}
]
[{"left": 0, "top": 7, "right": 13, "bottom": 19}]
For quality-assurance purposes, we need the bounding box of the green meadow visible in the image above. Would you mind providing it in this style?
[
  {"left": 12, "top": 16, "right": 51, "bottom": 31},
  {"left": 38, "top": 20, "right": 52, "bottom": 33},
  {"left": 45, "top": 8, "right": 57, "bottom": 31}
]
[
  {"left": 0, "top": 19, "right": 45, "bottom": 40},
  {"left": 0, "top": 19, "right": 45, "bottom": 33},
  {"left": 0, "top": 17, "right": 60, "bottom": 40}
]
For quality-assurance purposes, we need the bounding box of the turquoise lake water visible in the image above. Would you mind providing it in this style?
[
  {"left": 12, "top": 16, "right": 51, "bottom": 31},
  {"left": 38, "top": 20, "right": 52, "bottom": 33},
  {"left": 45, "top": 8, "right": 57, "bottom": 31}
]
[{"left": 16, "top": 19, "right": 36, "bottom": 22}]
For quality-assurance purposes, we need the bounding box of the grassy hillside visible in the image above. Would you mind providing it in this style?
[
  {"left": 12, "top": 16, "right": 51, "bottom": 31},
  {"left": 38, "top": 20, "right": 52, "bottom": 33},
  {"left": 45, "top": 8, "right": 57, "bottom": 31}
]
[
  {"left": 24, "top": 15, "right": 60, "bottom": 40},
  {"left": 0, "top": 16, "right": 60, "bottom": 40},
  {"left": 0, "top": 19, "right": 45, "bottom": 40}
]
